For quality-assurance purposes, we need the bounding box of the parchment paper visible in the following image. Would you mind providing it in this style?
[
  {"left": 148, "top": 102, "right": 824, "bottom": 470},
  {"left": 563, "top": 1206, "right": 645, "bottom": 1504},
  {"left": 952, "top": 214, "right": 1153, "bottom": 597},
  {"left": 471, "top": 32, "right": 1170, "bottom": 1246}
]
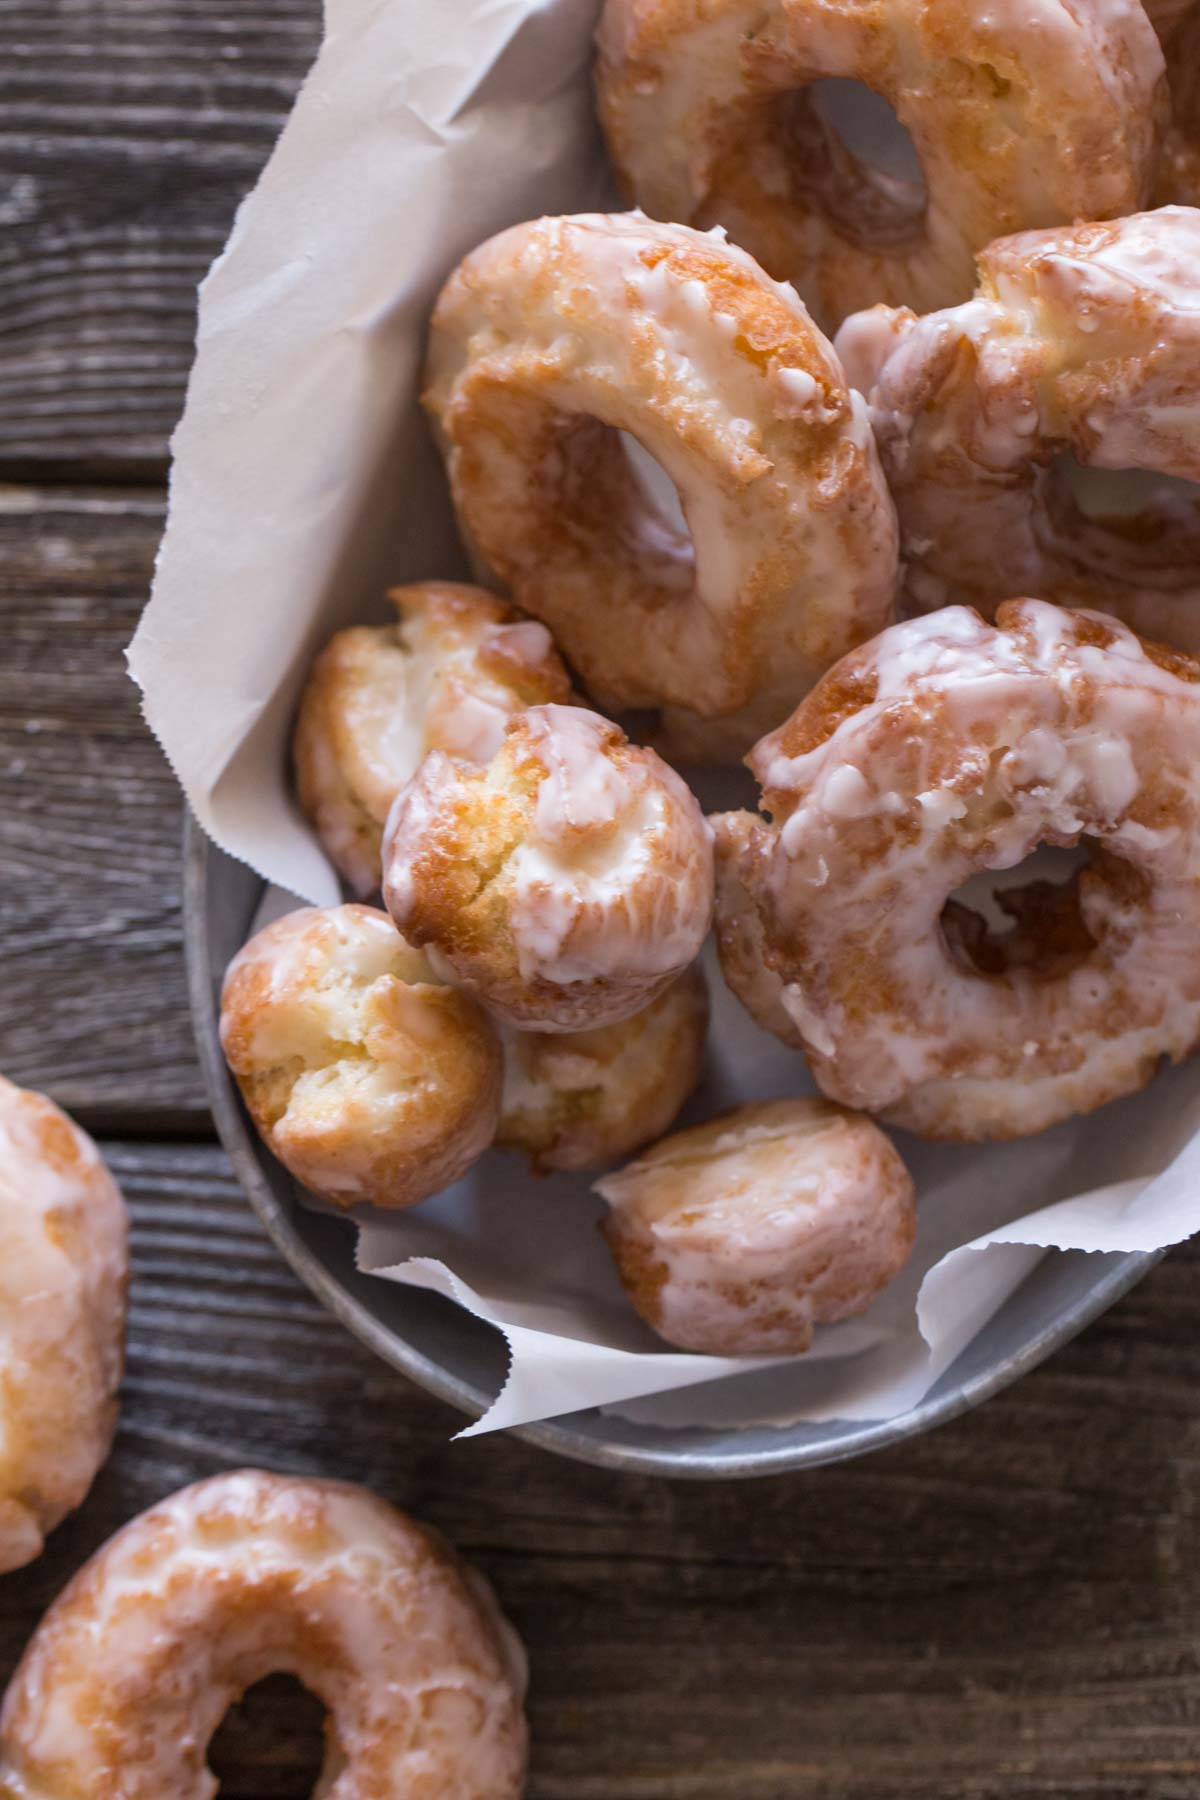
[{"left": 130, "top": 0, "right": 1200, "bottom": 1436}]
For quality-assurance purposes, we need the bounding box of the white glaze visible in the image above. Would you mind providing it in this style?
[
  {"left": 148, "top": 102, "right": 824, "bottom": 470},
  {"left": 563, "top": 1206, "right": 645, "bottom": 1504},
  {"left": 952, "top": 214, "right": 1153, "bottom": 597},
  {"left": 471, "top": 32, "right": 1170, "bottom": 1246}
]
[
  {"left": 0, "top": 1472, "right": 527, "bottom": 1799},
  {"left": 0, "top": 1079, "right": 128, "bottom": 1576},
  {"left": 836, "top": 210, "right": 1200, "bottom": 642},
  {"left": 716, "top": 600, "right": 1200, "bottom": 1140},
  {"left": 425, "top": 211, "right": 898, "bottom": 752}
]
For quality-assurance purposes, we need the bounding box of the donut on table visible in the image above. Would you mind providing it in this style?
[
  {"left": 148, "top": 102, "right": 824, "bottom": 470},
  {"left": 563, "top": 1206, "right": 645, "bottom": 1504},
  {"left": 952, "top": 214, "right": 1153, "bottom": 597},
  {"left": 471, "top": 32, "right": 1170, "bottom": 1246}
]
[
  {"left": 382, "top": 705, "right": 714, "bottom": 1032},
  {"left": 836, "top": 208, "right": 1200, "bottom": 653},
  {"left": 220, "top": 904, "right": 502, "bottom": 1210},
  {"left": 595, "top": 0, "right": 1165, "bottom": 333},
  {"left": 424, "top": 212, "right": 898, "bottom": 761},
  {"left": 713, "top": 601, "right": 1200, "bottom": 1142},
  {"left": 498, "top": 963, "right": 709, "bottom": 1172},
  {"left": 293, "top": 581, "right": 572, "bottom": 898},
  {"left": 0, "top": 1078, "right": 128, "bottom": 1574},
  {"left": 0, "top": 1470, "right": 528, "bottom": 1799},
  {"left": 597, "top": 1097, "right": 915, "bottom": 1355}
]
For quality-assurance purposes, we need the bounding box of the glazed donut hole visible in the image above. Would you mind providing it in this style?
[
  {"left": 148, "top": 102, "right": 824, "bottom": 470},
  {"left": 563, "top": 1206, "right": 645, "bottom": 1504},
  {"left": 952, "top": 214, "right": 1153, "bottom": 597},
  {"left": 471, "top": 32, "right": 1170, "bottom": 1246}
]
[
  {"left": 596, "top": 1097, "right": 917, "bottom": 1356},
  {"left": 497, "top": 963, "right": 709, "bottom": 1173},
  {"left": 219, "top": 903, "right": 502, "bottom": 1211},
  {"left": 382, "top": 703, "right": 715, "bottom": 1032},
  {"left": 0, "top": 1471, "right": 528, "bottom": 1800},
  {"left": 0, "top": 1077, "right": 128, "bottom": 1574},
  {"left": 424, "top": 211, "right": 899, "bottom": 759},
  {"left": 293, "top": 581, "right": 572, "bottom": 898}
]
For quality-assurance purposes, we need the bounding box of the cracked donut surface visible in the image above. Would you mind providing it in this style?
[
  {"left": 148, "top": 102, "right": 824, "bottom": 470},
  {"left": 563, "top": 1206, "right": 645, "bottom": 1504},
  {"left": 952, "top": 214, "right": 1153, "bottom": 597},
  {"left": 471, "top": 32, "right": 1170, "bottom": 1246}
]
[
  {"left": 382, "top": 705, "right": 714, "bottom": 1032},
  {"left": 0, "top": 1470, "right": 528, "bottom": 1800},
  {"left": 293, "top": 581, "right": 572, "bottom": 897},
  {"left": 713, "top": 600, "right": 1200, "bottom": 1141},
  {"left": 219, "top": 904, "right": 502, "bottom": 1209},
  {"left": 498, "top": 963, "right": 709, "bottom": 1172}
]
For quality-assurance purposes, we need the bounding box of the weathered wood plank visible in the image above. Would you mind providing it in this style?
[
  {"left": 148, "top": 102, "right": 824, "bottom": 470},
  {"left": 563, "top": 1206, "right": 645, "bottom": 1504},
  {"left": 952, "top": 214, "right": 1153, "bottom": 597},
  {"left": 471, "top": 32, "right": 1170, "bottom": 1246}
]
[
  {"left": 0, "top": 0, "right": 321, "bottom": 479},
  {"left": 0, "top": 1139, "right": 1196, "bottom": 1799},
  {"left": 0, "top": 484, "right": 207, "bottom": 1127}
]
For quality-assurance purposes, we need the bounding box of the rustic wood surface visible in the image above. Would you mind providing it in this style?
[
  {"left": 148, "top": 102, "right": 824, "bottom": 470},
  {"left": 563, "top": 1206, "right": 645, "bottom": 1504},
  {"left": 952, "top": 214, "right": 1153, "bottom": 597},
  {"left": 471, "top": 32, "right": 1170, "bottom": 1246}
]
[{"left": 3, "top": 3, "right": 1200, "bottom": 1796}]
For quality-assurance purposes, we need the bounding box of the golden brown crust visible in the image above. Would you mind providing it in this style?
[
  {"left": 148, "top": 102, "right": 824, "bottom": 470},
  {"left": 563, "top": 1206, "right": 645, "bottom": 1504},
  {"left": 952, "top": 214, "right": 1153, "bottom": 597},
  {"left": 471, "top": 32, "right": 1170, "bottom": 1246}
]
[
  {"left": 596, "top": 0, "right": 1164, "bottom": 332},
  {"left": 292, "top": 582, "right": 572, "bottom": 896},
  {"left": 219, "top": 904, "right": 502, "bottom": 1210},
  {"left": 0, "top": 1471, "right": 528, "bottom": 1799},
  {"left": 597, "top": 1097, "right": 916, "bottom": 1355},
  {"left": 424, "top": 212, "right": 897, "bottom": 758},
  {"left": 836, "top": 209, "right": 1200, "bottom": 650},
  {"left": 382, "top": 706, "right": 715, "bottom": 1032},
  {"left": 0, "top": 1078, "right": 129, "bottom": 1575},
  {"left": 497, "top": 964, "right": 709, "bottom": 1171},
  {"left": 713, "top": 600, "right": 1200, "bottom": 1141}
]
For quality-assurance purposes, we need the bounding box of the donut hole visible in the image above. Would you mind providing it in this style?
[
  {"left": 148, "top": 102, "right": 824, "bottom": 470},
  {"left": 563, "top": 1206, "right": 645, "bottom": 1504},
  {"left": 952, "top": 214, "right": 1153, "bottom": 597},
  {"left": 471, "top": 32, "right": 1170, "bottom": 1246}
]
[
  {"left": 941, "top": 842, "right": 1099, "bottom": 979},
  {"left": 551, "top": 413, "right": 694, "bottom": 590},
  {"left": 773, "top": 79, "right": 927, "bottom": 251},
  {"left": 209, "top": 1673, "right": 330, "bottom": 1795},
  {"left": 619, "top": 430, "right": 691, "bottom": 540},
  {"left": 1044, "top": 452, "right": 1200, "bottom": 560}
]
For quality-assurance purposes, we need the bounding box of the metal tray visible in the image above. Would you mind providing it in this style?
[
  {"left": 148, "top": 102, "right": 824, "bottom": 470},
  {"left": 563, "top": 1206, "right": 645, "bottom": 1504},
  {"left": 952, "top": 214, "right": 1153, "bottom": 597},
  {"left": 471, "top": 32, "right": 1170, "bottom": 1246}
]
[{"left": 185, "top": 820, "right": 1162, "bottom": 1479}]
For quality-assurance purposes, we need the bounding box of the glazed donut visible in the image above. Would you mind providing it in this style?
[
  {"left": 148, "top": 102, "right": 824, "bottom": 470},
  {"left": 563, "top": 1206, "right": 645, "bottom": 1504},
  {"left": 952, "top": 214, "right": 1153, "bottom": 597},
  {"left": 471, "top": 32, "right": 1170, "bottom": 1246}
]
[
  {"left": 713, "top": 600, "right": 1200, "bottom": 1141},
  {"left": 423, "top": 212, "right": 898, "bottom": 760},
  {"left": 0, "top": 1470, "right": 528, "bottom": 1799},
  {"left": 498, "top": 963, "right": 709, "bottom": 1172},
  {"left": 595, "top": 0, "right": 1165, "bottom": 333},
  {"left": 836, "top": 208, "right": 1200, "bottom": 653},
  {"left": 382, "top": 705, "right": 714, "bottom": 1032},
  {"left": 293, "top": 581, "right": 573, "bottom": 898},
  {"left": 0, "top": 1078, "right": 127, "bottom": 1574},
  {"left": 596, "top": 1097, "right": 915, "bottom": 1355},
  {"left": 220, "top": 904, "right": 502, "bottom": 1210}
]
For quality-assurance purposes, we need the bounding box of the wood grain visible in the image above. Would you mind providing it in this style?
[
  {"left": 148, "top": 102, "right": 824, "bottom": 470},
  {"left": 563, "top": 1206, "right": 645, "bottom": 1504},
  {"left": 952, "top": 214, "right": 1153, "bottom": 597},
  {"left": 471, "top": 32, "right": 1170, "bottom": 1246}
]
[
  {"left": 0, "top": 1139, "right": 1196, "bottom": 1799},
  {"left": 0, "top": 0, "right": 321, "bottom": 480},
  {"left": 0, "top": 484, "right": 207, "bottom": 1129}
]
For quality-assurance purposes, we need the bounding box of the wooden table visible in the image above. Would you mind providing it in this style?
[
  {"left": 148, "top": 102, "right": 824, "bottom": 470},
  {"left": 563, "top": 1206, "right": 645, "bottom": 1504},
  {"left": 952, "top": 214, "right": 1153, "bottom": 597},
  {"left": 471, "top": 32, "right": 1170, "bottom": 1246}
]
[{"left": 3, "top": 4, "right": 1200, "bottom": 1794}]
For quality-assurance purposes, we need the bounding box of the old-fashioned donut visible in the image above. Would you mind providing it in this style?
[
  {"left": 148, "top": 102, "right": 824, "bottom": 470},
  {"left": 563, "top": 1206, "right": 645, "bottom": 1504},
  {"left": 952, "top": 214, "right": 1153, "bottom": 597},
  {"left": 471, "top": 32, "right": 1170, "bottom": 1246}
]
[
  {"left": 0, "top": 1077, "right": 128, "bottom": 1574},
  {"left": 597, "top": 1096, "right": 915, "bottom": 1354},
  {"left": 836, "top": 208, "right": 1200, "bottom": 652},
  {"left": 498, "top": 963, "right": 709, "bottom": 1172},
  {"left": 293, "top": 581, "right": 572, "bottom": 897},
  {"left": 713, "top": 601, "right": 1200, "bottom": 1141},
  {"left": 596, "top": 0, "right": 1165, "bottom": 332},
  {"left": 382, "top": 705, "right": 714, "bottom": 1032},
  {"left": 0, "top": 1470, "right": 528, "bottom": 1798},
  {"left": 220, "top": 904, "right": 502, "bottom": 1210},
  {"left": 424, "top": 212, "right": 898, "bottom": 760}
]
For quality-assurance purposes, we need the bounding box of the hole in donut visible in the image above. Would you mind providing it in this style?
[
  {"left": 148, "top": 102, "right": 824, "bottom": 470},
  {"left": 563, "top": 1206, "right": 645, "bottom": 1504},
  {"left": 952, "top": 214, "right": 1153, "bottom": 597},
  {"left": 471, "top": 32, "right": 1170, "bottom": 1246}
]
[
  {"left": 1051, "top": 453, "right": 1200, "bottom": 531},
  {"left": 941, "top": 842, "right": 1099, "bottom": 980},
  {"left": 774, "top": 80, "right": 927, "bottom": 251},
  {"left": 210, "top": 1673, "right": 329, "bottom": 1795},
  {"left": 1042, "top": 454, "right": 1200, "bottom": 607},
  {"left": 619, "top": 431, "right": 691, "bottom": 540},
  {"left": 551, "top": 414, "right": 694, "bottom": 589}
]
